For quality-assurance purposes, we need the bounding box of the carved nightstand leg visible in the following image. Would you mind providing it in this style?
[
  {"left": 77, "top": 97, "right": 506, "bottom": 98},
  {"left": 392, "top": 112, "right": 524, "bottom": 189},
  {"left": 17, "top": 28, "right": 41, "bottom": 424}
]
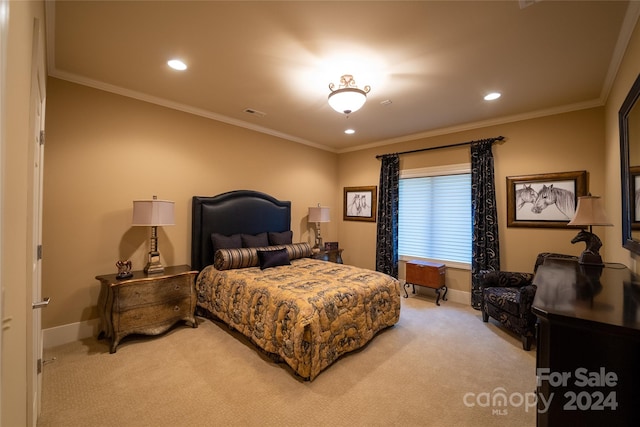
[{"left": 110, "top": 338, "right": 120, "bottom": 354}]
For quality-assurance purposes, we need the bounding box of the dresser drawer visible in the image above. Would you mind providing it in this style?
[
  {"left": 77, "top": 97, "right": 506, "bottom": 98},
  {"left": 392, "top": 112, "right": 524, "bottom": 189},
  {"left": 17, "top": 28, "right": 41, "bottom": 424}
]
[
  {"left": 116, "top": 275, "right": 193, "bottom": 310},
  {"left": 115, "top": 298, "right": 193, "bottom": 332}
]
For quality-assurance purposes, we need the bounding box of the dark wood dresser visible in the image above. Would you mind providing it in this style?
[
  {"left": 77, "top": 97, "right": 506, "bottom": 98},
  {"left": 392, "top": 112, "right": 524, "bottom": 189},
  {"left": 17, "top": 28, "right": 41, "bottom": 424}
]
[
  {"left": 96, "top": 265, "right": 198, "bottom": 353},
  {"left": 532, "top": 257, "right": 640, "bottom": 426}
]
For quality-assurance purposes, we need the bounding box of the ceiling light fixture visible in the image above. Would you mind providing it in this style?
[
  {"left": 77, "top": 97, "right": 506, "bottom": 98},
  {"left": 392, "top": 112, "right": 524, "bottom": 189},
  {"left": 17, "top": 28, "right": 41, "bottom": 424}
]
[
  {"left": 328, "top": 74, "right": 371, "bottom": 115},
  {"left": 167, "top": 59, "right": 187, "bottom": 71},
  {"left": 344, "top": 129, "right": 355, "bottom": 135},
  {"left": 484, "top": 92, "right": 501, "bottom": 101}
]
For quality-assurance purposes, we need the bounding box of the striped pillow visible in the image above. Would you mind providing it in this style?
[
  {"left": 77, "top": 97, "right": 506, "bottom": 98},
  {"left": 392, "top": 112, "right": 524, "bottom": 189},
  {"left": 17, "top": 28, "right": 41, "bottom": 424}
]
[{"left": 214, "top": 242, "right": 312, "bottom": 270}]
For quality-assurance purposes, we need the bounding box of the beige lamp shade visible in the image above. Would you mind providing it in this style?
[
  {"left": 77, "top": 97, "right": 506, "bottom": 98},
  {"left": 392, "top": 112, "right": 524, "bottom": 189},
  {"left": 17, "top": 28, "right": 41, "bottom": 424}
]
[
  {"left": 132, "top": 199, "right": 175, "bottom": 226},
  {"left": 308, "top": 206, "right": 330, "bottom": 223},
  {"left": 568, "top": 196, "right": 612, "bottom": 227}
]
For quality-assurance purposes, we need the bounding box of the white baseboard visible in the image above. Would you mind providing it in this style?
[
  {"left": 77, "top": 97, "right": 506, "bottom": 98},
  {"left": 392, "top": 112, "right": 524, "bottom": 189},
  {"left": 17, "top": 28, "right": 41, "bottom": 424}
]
[
  {"left": 401, "top": 280, "right": 470, "bottom": 305},
  {"left": 43, "top": 318, "right": 100, "bottom": 349},
  {"left": 440, "top": 288, "right": 469, "bottom": 305}
]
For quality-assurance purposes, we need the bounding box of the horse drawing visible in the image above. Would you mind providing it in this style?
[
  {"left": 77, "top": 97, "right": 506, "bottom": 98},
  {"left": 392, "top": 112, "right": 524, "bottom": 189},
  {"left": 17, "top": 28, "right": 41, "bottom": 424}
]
[
  {"left": 347, "top": 194, "right": 369, "bottom": 216},
  {"left": 531, "top": 184, "right": 575, "bottom": 219},
  {"left": 571, "top": 229, "right": 602, "bottom": 255},
  {"left": 515, "top": 184, "right": 537, "bottom": 210}
]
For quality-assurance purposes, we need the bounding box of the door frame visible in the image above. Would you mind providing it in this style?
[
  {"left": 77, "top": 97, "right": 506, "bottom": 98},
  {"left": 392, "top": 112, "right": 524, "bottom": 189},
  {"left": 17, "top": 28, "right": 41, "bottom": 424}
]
[{"left": 29, "top": 15, "right": 46, "bottom": 427}]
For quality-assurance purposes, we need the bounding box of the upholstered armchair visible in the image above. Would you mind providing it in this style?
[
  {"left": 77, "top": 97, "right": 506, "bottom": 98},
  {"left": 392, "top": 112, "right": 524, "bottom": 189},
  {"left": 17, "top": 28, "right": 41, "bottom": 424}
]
[
  {"left": 479, "top": 270, "right": 537, "bottom": 350},
  {"left": 479, "top": 252, "right": 577, "bottom": 351}
]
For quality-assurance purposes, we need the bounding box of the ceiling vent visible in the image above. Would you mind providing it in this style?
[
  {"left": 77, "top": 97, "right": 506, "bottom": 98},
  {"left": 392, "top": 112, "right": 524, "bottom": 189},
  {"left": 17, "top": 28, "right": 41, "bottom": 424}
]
[{"left": 243, "top": 108, "right": 266, "bottom": 117}]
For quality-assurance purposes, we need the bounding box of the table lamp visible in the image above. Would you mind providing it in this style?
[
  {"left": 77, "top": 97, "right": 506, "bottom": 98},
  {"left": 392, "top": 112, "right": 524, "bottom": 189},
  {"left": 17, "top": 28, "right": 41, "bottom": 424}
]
[
  {"left": 308, "top": 204, "right": 330, "bottom": 249},
  {"left": 132, "top": 195, "right": 175, "bottom": 274},
  {"left": 567, "top": 195, "right": 612, "bottom": 266}
]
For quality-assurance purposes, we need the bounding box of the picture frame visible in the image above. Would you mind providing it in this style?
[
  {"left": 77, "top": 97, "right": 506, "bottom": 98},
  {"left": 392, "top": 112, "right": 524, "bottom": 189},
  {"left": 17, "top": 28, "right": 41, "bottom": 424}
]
[
  {"left": 324, "top": 241, "right": 339, "bottom": 251},
  {"left": 630, "top": 166, "right": 640, "bottom": 229},
  {"left": 343, "top": 186, "right": 377, "bottom": 222},
  {"left": 506, "top": 171, "right": 587, "bottom": 228}
]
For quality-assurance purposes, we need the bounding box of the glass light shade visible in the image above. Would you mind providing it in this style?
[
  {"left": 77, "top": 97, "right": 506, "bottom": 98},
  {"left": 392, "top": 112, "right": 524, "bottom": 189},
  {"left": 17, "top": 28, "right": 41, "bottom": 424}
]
[
  {"left": 308, "top": 206, "right": 330, "bottom": 223},
  {"left": 568, "top": 196, "right": 612, "bottom": 226},
  {"left": 132, "top": 199, "right": 175, "bottom": 226},
  {"left": 167, "top": 59, "right": 187, "bottom": 70},
  {"left": 328, "top": 88, "right": 367, "bottom": 115}
]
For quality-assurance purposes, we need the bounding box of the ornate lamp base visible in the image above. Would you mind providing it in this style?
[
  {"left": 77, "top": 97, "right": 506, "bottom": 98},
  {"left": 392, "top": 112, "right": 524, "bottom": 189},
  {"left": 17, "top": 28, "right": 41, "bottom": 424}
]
[
  {"left": 572, "top": 230, "right": 604, "bottom": 267},
  {"left": 313, "top": 222, "right": 323, "bottom": 249},
  {"left": 578, "top": 251, "right": 603, "bottom": 266},
  {"left": 144, "top": 250, "right": 164, "bottom": 274}
]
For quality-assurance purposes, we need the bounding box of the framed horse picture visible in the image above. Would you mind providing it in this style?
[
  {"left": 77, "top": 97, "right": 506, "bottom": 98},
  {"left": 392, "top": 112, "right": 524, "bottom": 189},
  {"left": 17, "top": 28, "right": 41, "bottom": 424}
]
[
  {"left": 343, "top": 186, "right": 377, "bottom": 222},
  {"left": 506, "top": 171, "right": 588, "bottom": 228}
]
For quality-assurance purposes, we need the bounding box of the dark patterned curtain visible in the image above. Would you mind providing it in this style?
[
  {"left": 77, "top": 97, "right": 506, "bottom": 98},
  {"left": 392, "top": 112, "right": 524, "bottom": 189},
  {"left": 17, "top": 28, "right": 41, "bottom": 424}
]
[
  {"left": 470, "top": 140, "right": 500, "bottom": 309},
  {"left": 376, "top": 154, "right": 399, "bottom": 278}
]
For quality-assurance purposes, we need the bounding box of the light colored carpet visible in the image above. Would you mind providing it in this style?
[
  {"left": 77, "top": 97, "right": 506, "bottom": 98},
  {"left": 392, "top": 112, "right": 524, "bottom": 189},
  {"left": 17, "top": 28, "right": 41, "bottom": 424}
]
[{"left": 38, "top": 296, "right": 536, "bottom": 427}]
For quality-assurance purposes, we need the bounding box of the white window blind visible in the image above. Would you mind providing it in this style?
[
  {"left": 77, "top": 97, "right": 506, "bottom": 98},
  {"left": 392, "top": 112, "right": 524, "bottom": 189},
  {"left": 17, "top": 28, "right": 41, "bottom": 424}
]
[{"left": 399, "top": 166, "right": 472, "bottom": 265}]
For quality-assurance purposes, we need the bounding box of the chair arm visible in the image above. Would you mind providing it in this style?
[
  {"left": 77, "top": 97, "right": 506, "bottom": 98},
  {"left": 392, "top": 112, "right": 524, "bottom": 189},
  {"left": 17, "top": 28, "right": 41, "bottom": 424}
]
[
  {"left": 518, "top": 284, "right": 538, "bottom": 308},
  {"left": 478, "top": 270, "right": 535, "bottom": 289}
]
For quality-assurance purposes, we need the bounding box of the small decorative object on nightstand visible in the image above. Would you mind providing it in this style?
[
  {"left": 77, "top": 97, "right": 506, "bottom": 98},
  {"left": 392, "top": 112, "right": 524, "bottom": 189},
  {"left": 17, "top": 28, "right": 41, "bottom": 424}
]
[
  {"left": 405, "top": 260, "right": 447, "bottom": 305},
  {"left": 96, "top": 265, "right": 198, "bottom": 353},
  {"left": 115, "top": 259, "right": 133, "bottom": 279}
]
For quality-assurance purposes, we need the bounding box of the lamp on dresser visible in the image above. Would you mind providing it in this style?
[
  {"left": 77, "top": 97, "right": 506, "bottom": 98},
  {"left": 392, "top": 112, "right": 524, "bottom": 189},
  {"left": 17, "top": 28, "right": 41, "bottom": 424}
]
[
  {"left": 567, "top": 195, "right": 612, "bottom": 266},
  {"left": 132, "top": 195, "right": 175, "bottom": 274},
  {"left": 308, "top": 204, "right": 330, "bottom": 249}
]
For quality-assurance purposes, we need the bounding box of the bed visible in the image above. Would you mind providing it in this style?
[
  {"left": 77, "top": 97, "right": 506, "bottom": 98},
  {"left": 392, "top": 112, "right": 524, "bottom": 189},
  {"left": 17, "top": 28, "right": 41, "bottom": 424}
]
[{"left": 191, "top": 190, "right": 401, "bottom": 380}]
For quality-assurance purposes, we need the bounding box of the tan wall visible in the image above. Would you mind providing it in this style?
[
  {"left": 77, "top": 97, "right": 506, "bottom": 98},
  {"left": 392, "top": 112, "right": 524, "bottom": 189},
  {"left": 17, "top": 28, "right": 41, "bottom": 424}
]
[
  {"left": 338, "top": 107, "right": 606, "bottom": 293},
  {"left": 42, "top": 78, "right": 338, "bottom": 328},
  {"left": 1, "top": 1, "right": 46, "bottom": 425}
]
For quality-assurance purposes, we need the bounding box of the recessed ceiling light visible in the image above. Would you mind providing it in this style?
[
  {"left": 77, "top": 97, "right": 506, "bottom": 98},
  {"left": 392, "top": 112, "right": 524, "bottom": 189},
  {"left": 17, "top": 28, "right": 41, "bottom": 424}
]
[
  {"left": 168, "top": 59, "right": 187, "bottom": 71},
  {"left": 484, "top": 92, "right": 501, "bottom": 101},
  {"left": 345, "top": 129, "right": 355, "bottom": 135}
]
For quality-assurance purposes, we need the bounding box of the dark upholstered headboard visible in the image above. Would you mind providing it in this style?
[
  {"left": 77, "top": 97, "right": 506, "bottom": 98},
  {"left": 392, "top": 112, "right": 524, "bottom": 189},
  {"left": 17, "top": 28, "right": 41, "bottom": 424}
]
[{"left": 191, "top": 190, "right": 291, "bottom": 271}]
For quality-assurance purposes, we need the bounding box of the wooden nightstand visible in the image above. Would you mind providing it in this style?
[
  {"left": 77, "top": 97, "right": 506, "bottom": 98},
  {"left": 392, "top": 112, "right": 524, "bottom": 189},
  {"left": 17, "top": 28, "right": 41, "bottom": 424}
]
[
  {"left": 405, "top": 260, "right": 447, "bottom": 305},
  {"left": 96, "top": 265, "right": 198, "bottom": 353},
  {"left": 312, "top": 248, "right": 344, "bottom": 264}
]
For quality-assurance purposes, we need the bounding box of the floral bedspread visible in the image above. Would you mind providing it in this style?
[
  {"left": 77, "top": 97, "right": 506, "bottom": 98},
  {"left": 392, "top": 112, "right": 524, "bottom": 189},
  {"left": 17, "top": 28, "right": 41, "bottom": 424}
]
[{"left": 196, "top": 258, "right": 401, "bottom": 380}]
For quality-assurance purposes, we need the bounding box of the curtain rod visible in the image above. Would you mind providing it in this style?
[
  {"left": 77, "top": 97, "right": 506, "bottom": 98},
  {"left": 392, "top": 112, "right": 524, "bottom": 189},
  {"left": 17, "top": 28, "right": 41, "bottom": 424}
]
[{"left": 375, "top": 136, "right": 505, "bottom": 159}]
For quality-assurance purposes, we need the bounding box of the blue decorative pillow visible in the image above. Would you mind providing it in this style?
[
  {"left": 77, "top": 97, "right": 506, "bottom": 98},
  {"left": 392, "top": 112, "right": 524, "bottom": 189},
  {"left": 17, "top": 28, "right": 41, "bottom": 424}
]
[
  {"left": 211, "top": 233, "right": 241, "bottom": 256},
  {"left": 241, "top": 232, "right": 269, "bottom": 248},
  {"left": 268, "top": 230, "right": 293, "bottom": 245},
  {"left": 257, "top": 248, "right": 290, "bottom": 270}
]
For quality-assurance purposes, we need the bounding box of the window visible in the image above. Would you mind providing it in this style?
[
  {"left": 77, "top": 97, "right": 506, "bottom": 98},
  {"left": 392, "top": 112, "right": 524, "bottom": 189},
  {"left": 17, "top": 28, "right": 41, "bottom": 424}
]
[{"left": 399, "top": 164, "right": 471, "bottom": 268}]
